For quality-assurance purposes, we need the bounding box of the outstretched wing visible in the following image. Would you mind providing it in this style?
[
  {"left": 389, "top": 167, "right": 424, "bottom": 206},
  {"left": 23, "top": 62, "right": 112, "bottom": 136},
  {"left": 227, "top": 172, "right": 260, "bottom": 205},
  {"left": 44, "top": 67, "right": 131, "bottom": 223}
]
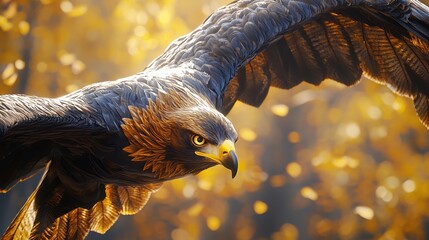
[
  {"left": 1, "top": 93, "right": 162, "bottom": 240},
  {"left": 147, "top": 0, "right": 429, "bottom": 127},
  {"left": 2, "top": 166, "right": 162, "bottom": 240},
  {"left": 0, "top": 94, "right": 106, "bottom": 192}
]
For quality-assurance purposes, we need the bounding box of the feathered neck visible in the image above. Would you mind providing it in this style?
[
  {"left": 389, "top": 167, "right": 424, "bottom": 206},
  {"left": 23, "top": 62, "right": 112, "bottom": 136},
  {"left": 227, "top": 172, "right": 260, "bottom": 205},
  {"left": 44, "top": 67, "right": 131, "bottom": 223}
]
[{"left": 120, "top": 88, "right": 215, "bottom": 179}]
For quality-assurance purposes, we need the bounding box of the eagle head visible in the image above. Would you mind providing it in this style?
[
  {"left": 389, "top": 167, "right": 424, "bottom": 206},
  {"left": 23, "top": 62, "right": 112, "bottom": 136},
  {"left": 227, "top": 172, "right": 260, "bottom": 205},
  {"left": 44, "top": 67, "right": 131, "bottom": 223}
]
[{"left": 121, "top": 88, "right": 238, "bottom": 180}]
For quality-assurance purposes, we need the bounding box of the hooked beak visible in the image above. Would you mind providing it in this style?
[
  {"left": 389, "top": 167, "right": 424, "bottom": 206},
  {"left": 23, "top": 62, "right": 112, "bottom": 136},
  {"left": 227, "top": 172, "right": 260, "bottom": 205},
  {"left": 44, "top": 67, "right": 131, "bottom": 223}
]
[{"left": 195, "top": 139, "right": 238, "bottom": 178}]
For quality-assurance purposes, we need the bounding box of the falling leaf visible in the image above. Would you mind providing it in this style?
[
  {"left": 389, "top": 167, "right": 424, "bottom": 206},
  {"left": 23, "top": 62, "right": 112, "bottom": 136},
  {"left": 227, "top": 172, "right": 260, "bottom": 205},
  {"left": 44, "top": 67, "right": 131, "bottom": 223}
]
[{"left": 354, "top": 206, "right": 374, "bottom": 220}]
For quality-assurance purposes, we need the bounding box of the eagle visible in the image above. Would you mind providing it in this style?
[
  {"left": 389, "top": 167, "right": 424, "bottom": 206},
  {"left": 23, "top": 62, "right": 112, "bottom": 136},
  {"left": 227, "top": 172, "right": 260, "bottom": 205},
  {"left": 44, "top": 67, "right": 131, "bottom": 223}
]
[{"left": 1, "top": 0, "right": 429, "bottom": 239}]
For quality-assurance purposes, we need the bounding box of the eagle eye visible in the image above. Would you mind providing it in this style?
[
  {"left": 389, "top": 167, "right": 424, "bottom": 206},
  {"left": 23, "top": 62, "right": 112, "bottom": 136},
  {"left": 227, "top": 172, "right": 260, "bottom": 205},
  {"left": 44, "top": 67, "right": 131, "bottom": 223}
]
[{"left": 192, "top": 135, "right": 206, "bottom": 147}]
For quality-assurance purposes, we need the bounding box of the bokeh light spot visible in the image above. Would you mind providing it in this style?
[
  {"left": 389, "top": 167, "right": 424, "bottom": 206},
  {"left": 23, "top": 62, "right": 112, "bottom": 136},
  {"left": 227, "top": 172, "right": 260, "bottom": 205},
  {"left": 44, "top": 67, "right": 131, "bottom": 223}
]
[
  {"left": 171, "top": 228, "right": 190, "bottom": 240},
  {"left": 206, "top": 216, "right": 221, "bottom": 231},
  {"left": 254, "top": 200, "right": 268, "bottom": 215},
  {"left": 60, "top": 1, "right": 73, "bottom": 13},
  {"left": 354, "top": 206, "right": 374, "bottom": 220},
  {"left": 271, "top": 104, "right": 289, "bottom": 117},
  {"left": 197, "top": 179, "right": 212, "bottom": 191},
  {"left": 187, "top": 203, "right": 203, "bottom": 216},
  {"left": 402, "top": 179, "right": 416, "bottom": 193},
  {"left": 14, "top": 59, "right": 25, "bottom": 70},
  {"left": 367, "top": 106, "right": 382, "bottom": 119},
  {"left": 2, "top": 63, "right": 15, "bottom": 80},
  {"left": 286, "top": 162, "right": 302, "bottom": 178},
  {"left": 270, "top": 175, "right": 286, "bottom": 187},
  {"left": 239, "top": 128, "right": 257, "bottom": 142},
  {"left": 376, "top": 186, "right": 393, "bottom": 202},
  {"left": 288, "top": 131, "right": 300, "bottom": 143},
  {"left": 37, "top": 62, "right": 47, "bottom": 73},
  {"left": 182, "top": 184, "right": 195, "bottom": 198},
  {"left": 300, "top": 187, "right": 318, "bottom": 201},
  {"left": 3, "top": 73, "right": 17, "bottom": 86},
  {"left": 18, "top": 21, "right": 30, "bottom": 35},
  {"left": 345, "top": 122, "right": 360, "bottom": 139},
  {"left": 385, "top": 176, "right": 400, "bottom": 189}
]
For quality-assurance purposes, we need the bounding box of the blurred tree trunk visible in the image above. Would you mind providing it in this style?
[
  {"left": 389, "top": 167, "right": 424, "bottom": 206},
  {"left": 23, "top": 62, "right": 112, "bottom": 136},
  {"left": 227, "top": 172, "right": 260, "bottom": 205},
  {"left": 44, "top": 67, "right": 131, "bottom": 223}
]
[{"left": 16, "top": 1, "right": 37, "bottom": 94}]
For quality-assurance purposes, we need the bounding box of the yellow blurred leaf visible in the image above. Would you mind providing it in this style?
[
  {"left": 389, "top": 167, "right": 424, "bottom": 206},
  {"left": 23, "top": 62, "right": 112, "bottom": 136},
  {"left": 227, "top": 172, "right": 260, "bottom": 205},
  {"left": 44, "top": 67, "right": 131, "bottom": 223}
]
[
  {"left": 60, "top": 1, "right": 73, "bottom": 13},
  {"left": 3, "top": 73, "right": 17, "bottom": 86},
  {"left": 0, "top": 15, "right": 13, "bottom": 31},
  {"left": 65, "top": 84, "right": 79, "bottom": 93},
  {"left": 36, "top": 62, "right": 47, "bottom": 73},
  {"left": 376, "top": 185, "right": 393, "bottom": 202},
  {"left": 59, "top": 52, "right": 76, "bottom": 65},
  {"left": 402, "top": 179, "right": 416, "bottom": 193},
  {"left": 332, "top": 157, "right": 347, "bottom": 168},
  {"left": 3, "top": 2, "right": 17, "bottom": 19},
  {"left": 14, "top": 59, "right": 25, "bottom": 70},
  {"left": 300, "top": 187, "right": 318, "bottom": 201},
  {"left": 157, "top": 8, "right": 172, "bottom": 27},
  {"left": 18, "top": 21, "right": 30, "bottom": 35},
  {"left": 68, "top": 5, "right": 88, "bottom": 17},
  {"left": 239, "top": 128, "right": 257, "bottom": 142},
  {"left": 271, "top": 104, "right": 289, "bottom": 117},
  {"left": 367, "top": 106, "right": 382, "bottom": 120},
  {"left": 345, "top": 122, "right": 361, "bottom": 139},
  {"left": 187, "top": 203, "right": 203, "bottom": 217},
  {"left": 182, "top": 184, "right": 195, "bottom": 198},
  {"left": 392, "top": 98, "right": 406, "bottom": 113},
  {"left": 354, "top": 206, "right": 374, "bottom": 220},
  {"left": 71, "top": 60, "right": 85, "bottom": 74},
  {"left": 197, "top": 179, "right": 212, "bottom": 191},
  {"left": 277, "top": 223, "right": 299, "bottom": 240},
  {"left": 253, "top": 200, "right": 268, "bottom": 215},
  {"left": 206, "top": 216, "right": 221, "bottom": 231},
  {"left": 286, "top": 162, "right": 301, "bottom": 178},
  {"left": 2, "top": 63, "right": 15, "bottom": 79}
]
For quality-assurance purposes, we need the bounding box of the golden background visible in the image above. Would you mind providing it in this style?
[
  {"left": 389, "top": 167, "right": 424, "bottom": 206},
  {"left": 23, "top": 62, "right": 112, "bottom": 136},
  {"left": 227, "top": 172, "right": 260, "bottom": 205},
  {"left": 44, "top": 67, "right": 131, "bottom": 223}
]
[{"left": 1, "top": 0, "right": 429, "bottom": 239}]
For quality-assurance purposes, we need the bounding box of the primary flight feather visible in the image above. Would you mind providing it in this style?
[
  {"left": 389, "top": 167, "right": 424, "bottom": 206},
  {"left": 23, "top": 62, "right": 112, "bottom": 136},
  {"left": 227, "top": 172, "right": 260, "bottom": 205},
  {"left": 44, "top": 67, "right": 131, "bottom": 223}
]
[{"left": 1, "top": 0, "right": 429, "bottom": 239}]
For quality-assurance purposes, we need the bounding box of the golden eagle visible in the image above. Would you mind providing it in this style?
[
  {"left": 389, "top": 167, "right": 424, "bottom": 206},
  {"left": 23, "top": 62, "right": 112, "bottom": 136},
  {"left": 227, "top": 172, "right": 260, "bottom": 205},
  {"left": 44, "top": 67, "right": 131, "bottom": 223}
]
[{"left": 1, "top": 0, "right": 429, "bottom": 239}]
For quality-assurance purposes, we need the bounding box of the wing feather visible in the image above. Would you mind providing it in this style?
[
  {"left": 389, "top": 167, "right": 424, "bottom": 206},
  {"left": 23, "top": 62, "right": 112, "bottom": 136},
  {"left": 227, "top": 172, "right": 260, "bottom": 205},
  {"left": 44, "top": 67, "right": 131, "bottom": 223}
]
[
  {"left": 89, "top": 183, "right": 162, "bottom": 234},
  {"left": 146, "top": 0, "right": 429, "bottom": 127}
]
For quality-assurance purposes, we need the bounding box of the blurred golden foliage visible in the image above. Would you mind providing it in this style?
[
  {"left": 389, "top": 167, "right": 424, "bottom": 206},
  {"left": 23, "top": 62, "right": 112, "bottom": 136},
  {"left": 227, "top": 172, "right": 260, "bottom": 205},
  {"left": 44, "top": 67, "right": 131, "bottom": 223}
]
[{"left": 1, "top": 0, "right": 429, "bottom": 239}]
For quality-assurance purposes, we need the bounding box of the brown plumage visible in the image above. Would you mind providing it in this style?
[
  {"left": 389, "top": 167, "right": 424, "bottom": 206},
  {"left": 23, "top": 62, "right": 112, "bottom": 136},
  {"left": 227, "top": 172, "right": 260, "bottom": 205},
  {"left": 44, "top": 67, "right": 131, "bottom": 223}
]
[{"left": 1, "top": 0, "right": 429, "bottom": 239}]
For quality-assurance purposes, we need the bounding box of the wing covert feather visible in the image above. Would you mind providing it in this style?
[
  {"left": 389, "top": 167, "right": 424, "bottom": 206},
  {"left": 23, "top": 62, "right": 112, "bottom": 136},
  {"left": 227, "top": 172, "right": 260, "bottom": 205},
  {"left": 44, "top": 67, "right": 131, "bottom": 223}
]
[{"left": 147, "top": 0, "right": 429, "bottom": 127}]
